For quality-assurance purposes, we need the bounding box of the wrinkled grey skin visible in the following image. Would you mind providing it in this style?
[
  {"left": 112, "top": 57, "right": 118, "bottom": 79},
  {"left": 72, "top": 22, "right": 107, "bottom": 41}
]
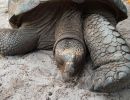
[{"left": 0, "top": 0, "right": 130, "bottom": 93}]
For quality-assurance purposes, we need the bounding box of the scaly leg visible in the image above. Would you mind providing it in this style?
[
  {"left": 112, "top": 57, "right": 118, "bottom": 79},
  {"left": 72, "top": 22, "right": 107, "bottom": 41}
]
[
  {"left": 84, "top": 12, "right": 130, "bottom": 92},
  {"left": 0, "top": 28, "right": 38, "bottom": 56}
]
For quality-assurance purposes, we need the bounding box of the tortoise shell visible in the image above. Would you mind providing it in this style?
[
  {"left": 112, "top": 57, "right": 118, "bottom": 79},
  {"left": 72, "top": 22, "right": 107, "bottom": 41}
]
[{"left": 9, "top": 0, "right": 127, "bottom": 28}]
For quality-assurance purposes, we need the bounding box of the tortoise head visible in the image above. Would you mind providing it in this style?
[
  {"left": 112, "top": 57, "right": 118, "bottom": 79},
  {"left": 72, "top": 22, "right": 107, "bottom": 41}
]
[{"left": 54, "top": 39, "right": 86, "bottom": 82}]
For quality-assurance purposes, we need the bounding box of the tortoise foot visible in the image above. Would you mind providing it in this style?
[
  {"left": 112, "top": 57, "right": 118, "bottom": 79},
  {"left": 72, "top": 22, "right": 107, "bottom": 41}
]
[{"left": 90, "top": 62, "right": 130, "bottom": 93}]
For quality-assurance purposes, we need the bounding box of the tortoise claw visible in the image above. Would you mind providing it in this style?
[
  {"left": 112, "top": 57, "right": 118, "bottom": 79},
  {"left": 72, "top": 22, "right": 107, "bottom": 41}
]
[{"left": 89, "top": 62, "right": 130, "bottom": 93}]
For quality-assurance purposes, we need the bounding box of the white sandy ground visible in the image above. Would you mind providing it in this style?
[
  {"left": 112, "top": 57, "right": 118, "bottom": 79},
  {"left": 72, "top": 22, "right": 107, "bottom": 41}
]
[{"left": 0, "top": 0, "right": 130, "bottom": 100}]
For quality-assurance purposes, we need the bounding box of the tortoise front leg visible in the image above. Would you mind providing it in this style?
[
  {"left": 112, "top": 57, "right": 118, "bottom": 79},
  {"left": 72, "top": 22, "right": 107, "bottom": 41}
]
[
  {"left": 0, "top": 28, "right": 38, "bottom": 56},
  {"left": 84, "top": 13, "right": 130, "bottom": 93},
  {"left": 54, "top": 9, "right": 86, "bottom": 81}
]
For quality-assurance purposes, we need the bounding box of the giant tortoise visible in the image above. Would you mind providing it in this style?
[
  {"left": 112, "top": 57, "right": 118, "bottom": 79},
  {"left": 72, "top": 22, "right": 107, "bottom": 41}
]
[{"left": 0, "top": 0, "right": 129, "bottom": 93}]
